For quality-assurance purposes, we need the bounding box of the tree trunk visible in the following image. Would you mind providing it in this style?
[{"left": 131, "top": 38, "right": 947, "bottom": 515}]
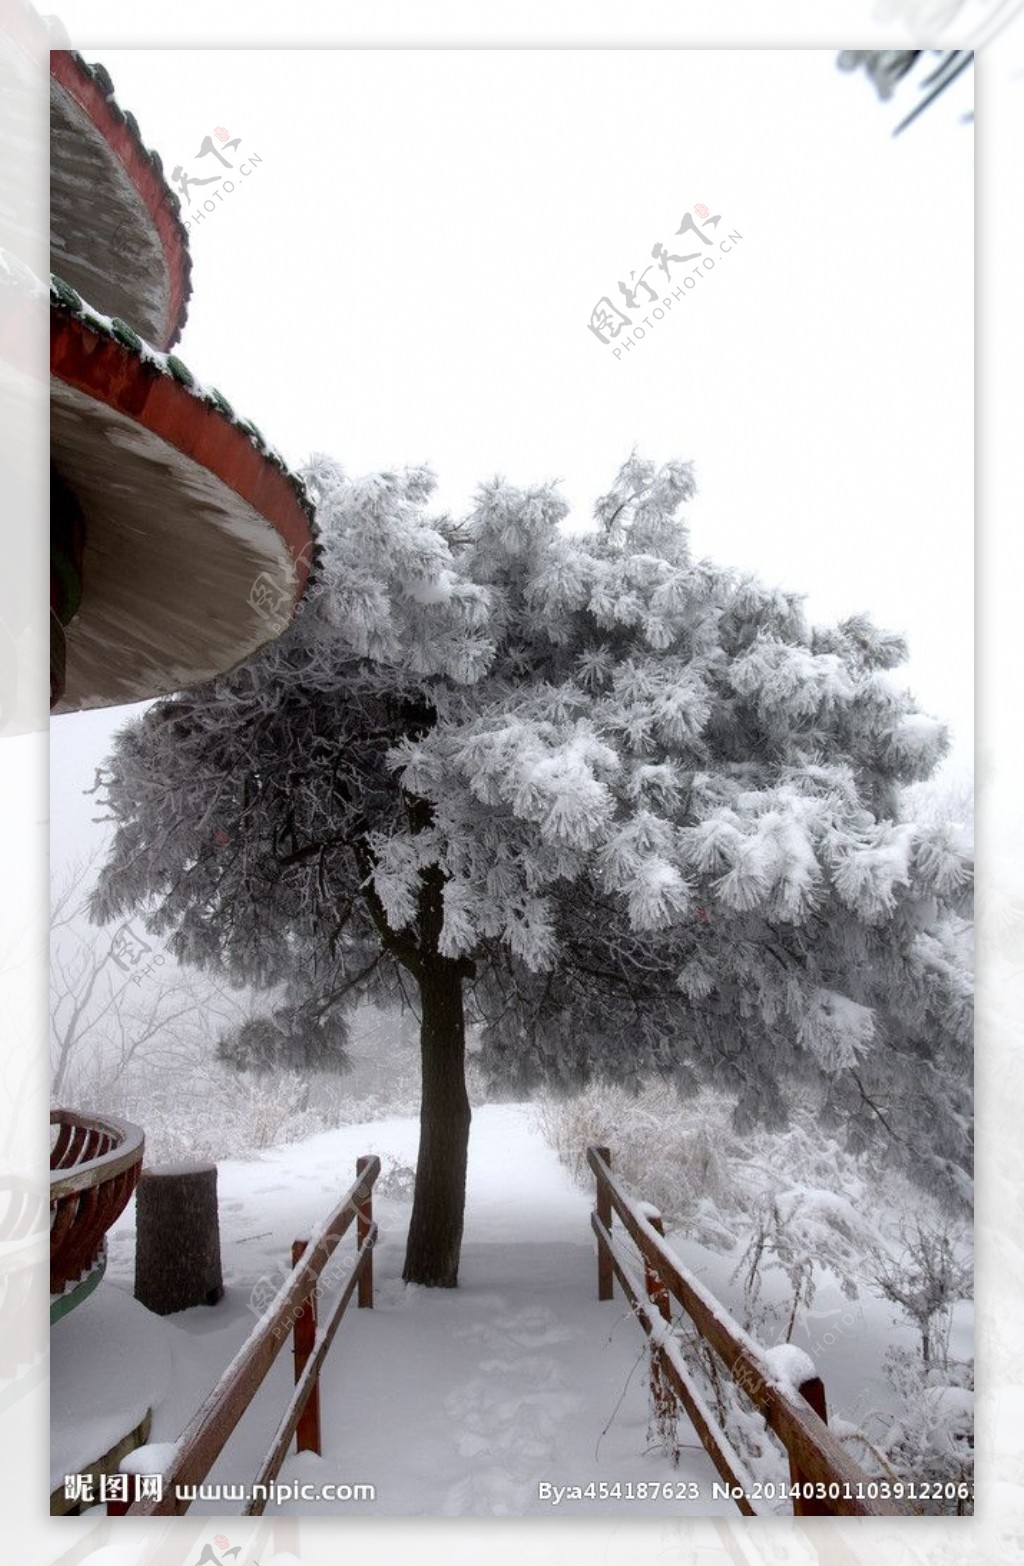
[
  {"left": 402, "top": 956, "right": 471, "bottom": 1287},
  {"left": 135, "top": 1163, "right": 224, "bottom": 1314}
]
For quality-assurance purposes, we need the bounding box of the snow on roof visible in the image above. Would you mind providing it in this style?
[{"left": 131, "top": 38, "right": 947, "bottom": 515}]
[
  {"left": 52, "top": 50, "right": 194, "bottom": 348},
  {"left": 50, "top": 273, "right": 316, "bottom": 527}
]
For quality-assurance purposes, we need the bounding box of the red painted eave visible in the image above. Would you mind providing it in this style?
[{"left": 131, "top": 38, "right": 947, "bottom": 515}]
[
  {"left": 51, "top": 308, "right": 313, "bottom": 602},
  {"left": 50, "top": 49, "right": 191, "bottom": 351}
]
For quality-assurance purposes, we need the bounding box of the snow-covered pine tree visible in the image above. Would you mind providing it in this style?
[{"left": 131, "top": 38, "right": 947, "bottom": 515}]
[
  {"left": 216, "top": 1005, "right": 350, "bottom": 1076},
  {"left": 91, "top": 453, "right": 973, "bottom": 1286}
]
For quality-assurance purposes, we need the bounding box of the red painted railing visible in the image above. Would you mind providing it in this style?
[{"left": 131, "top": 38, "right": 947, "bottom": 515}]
[
  {"left": 122, "top": 1155, "right": 379, "bottom": 1517},
  {"left": 588, "top": 1144, "right": 906, "bottom": 1519},
  {"left": 50, "top": 1108, "right": 144, "bottom": 1301}
]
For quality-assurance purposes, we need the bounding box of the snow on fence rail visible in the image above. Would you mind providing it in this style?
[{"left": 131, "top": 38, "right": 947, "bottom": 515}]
[
  {"left": 587, "top": 1144, "right": 906, "bottom": 1519},
  {"left": 118, "top": 1154, "right": 380, "bottom": 1517}
]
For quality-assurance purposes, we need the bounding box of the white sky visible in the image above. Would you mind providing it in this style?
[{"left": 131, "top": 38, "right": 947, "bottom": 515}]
[{"left": 51, "top": 48, "right": 973, "bottom": 870}]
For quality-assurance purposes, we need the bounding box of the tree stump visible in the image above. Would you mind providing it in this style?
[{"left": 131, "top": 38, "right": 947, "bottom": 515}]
[{"left": 134, "top": 1162, "right": 224, "bottom": 1315}]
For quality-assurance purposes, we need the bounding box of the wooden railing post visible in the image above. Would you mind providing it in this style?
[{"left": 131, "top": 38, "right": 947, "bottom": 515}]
[
  {"left": 595, "top": 1145, "right": 613, "bottom": 1301},
  {"left": 355, "top": 1155, "right": 373, "bottom": 1309},
  {"left": 790, "top": 1374, "right": 829, "bottom": 1515},
  {"left": 291, "top": 1239, "right": 321, "bottom": 1454},
  {"left": 106, "top": 1483, "right": 129, "bottom": 1516},
  {"left": 643, "top": 1210, "right": 676, "bottom": 1424},
  {"left": 643, "top": 1211, "right": 671, "bottom": 1320},
  {"left": 124, "top": 1157, "right": 381, "bottom": 1517}
]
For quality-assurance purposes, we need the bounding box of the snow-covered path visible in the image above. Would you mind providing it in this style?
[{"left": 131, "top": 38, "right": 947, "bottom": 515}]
[{"left": 91, "top": 1104, "right": 736, "bottom": 1516}]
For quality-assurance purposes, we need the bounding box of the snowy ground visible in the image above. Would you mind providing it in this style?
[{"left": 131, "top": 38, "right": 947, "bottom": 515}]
[
  {"left": 66, "top": 1105, "right": 733, "bottom": 1516},
  {"left": 55, "top": 1101, "right": 971, "bottom": 1518}
]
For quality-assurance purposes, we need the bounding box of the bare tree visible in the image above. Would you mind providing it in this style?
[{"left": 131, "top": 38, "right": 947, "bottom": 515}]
[
  {"left": 869, "top": 1216, "right": 973, "bottom": 1370},
  {"left": 50, "top": 855, "right": 239, "bottom": 1106},
  {"left": 836, "top": 50, "right": 974, "bottom": 136}
]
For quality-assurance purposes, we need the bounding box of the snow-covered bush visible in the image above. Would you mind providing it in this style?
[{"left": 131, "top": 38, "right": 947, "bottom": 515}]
[
  {"left": 373, "top": 1153, "right": 418, "bottom": 1199},
  {"left": 879, "top": 1352, "right": 974, "bottom": 1514},
  {"left": 733, "top": 1184, "right": 876, "bottom": 1343},
  {"left": 107, "top": 1066, "right": 339, "bottom": 1163},
  {"left": 537, "top": 1080, "right": 880, "bottom": 1258},
  {"left": 869, "top": 1214, "right": 973, "bottom": 1371},
  {"left": 536, "top": 1082, "right": 743, "bottom": 1248},
  {"left": 834, "top": 1348, "right": 974, "bottom": 1515}
]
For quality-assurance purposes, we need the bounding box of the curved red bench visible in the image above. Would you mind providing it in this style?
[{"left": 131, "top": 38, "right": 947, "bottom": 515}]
[{"left": 50, "top": 1109, "right": 144, "bottom": 1319}]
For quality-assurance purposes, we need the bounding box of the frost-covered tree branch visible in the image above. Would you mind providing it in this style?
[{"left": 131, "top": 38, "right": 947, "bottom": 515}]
[{"left": 90, "top": 451, "right": 973, "bottom": 1281}]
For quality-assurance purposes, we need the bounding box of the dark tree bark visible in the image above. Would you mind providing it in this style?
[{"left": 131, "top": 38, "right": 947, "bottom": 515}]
[
  {"left": 358, "top": 836, "right": 475, "bottom": 1288},
  {"left": 134, "top": 1163, "right": 224, "bottom": 1314},
  {"left": 402, "top": 954, "right": 472, "bottom": 1287}
]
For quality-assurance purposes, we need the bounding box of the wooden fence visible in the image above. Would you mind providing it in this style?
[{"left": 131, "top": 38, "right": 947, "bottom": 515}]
[
  {"left": 119, "top": 1154, "right": 379, "bottom": 1517},
  {"left": 588, "top": 1144, "right": 905, "bottom": 1518}
]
